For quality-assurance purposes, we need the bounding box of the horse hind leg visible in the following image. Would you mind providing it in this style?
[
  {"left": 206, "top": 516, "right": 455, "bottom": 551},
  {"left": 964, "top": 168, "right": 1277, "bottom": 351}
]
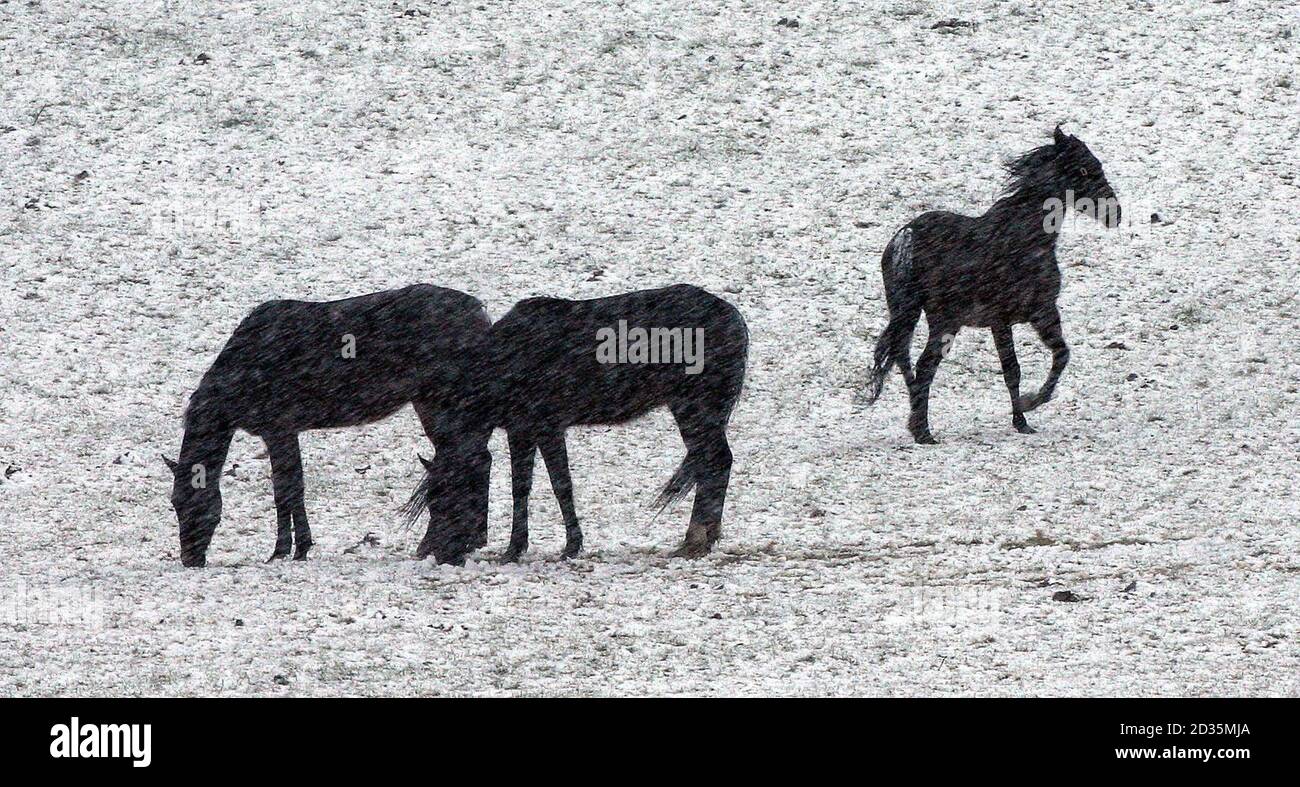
[
  {"left": 992, "top": 325, "right": 1035, "bottom": 434},
  {"left": 679, "top": 433, "right": 732, "bottom": 558},
  {"left": 883, "top": 276, "right": 921, "bottom": 390},
  {"left": 896, "top": 317, "right": 918, "bottom": 389},
  {"left": 908, "top": 322, "right": 957, "bottom": 444},
  {"left": 269, "top": 506, "right": 292, "bottom": 561},
  {"left": 537, "top": 431, "right": 583, "bottom": 559},
  {"left": 861, "top": 231, "right": 922, "bottom": 404},
  {"left": 668, "top": 403, "right": 733, "bottom": 558}
]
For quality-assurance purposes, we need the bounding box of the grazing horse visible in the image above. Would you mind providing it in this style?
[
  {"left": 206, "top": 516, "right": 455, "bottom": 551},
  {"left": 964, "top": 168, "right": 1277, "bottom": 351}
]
[
  {"left": 165, "top": 285, "right": 492, "bottom": 567},
  {"left": 862, "top": 126, "right": 1122, "bottom": 443},
  {"left": 405, "top": 284, "right": 748, "bottom": 564}
]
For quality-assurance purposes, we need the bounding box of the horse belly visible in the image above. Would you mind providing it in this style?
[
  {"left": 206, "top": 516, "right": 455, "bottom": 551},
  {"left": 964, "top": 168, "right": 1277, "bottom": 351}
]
[
  {"left": 239, "top": 356, "right": 421, "bottom": 433},
  {"left": 957, "top": 303, "right": 1000, "bottom": 328},
  {"left": 952, "top": 285, "right": 1041, "bottom": 328},
  {"left": 514, "top": 363, "right": 674, "bottom": 428}
]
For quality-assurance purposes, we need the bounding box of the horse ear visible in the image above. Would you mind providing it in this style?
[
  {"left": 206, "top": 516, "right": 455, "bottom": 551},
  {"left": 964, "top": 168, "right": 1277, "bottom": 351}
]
[
  {"left": 418, "top": 454, "right": 434, "bottom": 473},
  {"left": 1053, "top": 124, "right": 1067, "bottom": 146},
  {"left": 162, "top": 454, "right": 178, "bottom": 472}
]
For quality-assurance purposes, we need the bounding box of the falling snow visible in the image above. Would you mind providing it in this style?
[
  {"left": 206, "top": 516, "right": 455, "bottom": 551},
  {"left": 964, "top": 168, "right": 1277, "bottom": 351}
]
[{"left": 0, "top": 1, "right": 1297, "bottom": 695}]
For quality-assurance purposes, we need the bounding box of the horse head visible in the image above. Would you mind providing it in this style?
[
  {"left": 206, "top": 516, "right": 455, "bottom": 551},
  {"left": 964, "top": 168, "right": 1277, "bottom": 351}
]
[
  {"left": 165, "top": 454, "right": 221, "bottom": 568},
  {"left": 1051, "top": 125, "right": 1122, "bottom": 229}
]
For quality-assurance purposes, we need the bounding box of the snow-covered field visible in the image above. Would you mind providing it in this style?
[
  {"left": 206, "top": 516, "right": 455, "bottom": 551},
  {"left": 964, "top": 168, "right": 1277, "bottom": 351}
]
[{"left": 1, "top": 0, "right": 1296, "bottom": 695}]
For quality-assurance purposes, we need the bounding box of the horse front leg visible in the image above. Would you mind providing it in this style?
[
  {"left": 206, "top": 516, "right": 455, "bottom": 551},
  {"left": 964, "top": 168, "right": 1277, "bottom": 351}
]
[
  {"left": 503, "top": 431, "right": 536, "bottom": 563},
  {"left": 279, "top": 434, "right": 312, "bottom": 560},
  {"left": 413, "top": 404, "right": 491, "bottom": 563},
  {"left": 538, "top": 432, "right": 583, "bottom": 559},
  {"left": 264, "top": 434, "right": 298, "bottom": 562},
  {"left": 992, "top": 325, "right": 1035, "bottom": 434},
  {"left": 1018, "top": 308, "right": 1070, "bottom": 413}
]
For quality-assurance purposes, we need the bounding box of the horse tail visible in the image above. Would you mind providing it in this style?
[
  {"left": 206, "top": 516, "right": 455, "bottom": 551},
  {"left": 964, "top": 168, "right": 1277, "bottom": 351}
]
[
  {"left": 654, "top": 460, "right": 697, "bottom": 511},
  {"left": 864, "top": 227, "right": 921, "bottom": 405},
  {"left": 399, "top": 468, "right": 435, "bottom": 531}
]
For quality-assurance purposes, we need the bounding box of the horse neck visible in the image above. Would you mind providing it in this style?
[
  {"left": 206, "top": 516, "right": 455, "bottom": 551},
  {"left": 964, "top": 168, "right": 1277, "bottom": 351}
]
[
  {"left": 177, "top": 394, "right": 234, "bottom": 480},
  {"left": 984, "top": 183, "right": 1061, "bottom": 257}
]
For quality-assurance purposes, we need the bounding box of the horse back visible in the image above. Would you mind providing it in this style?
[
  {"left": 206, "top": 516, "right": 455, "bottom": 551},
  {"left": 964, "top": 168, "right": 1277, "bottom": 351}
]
[
  {"left": 199, "top": 285, "right": 489, "bottom": 432},
  {"left": 488, "top": 285, "right": 747, "bottom": 429}
]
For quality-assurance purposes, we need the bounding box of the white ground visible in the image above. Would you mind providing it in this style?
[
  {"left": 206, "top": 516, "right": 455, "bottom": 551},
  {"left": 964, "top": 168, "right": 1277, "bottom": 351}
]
[{"left": 1, "top": 0, "right": 1297, "bottom": 696}]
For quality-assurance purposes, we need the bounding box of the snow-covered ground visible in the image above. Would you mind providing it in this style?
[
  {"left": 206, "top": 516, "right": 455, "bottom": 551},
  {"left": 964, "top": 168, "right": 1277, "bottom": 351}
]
[{"left": 1, "top": 0, "right": 1296, "bottom": 695}]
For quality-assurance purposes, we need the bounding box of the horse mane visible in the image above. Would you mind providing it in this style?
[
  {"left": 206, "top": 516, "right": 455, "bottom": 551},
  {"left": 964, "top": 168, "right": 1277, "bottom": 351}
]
[{"left": 1000, "top": 143, "right": 1060, "bottom": 198}]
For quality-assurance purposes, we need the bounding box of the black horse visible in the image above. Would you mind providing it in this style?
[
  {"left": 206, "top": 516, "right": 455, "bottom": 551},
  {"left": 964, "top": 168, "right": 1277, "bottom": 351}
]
[
  {"left": 165, "top": 284, "right": 492, "bottom": 567},
  {"left": 862, "top": 126, "right": 1121, "bottom": 443},
  {"left": 405, "top": 284, "right": 748, "bottom": 564}
]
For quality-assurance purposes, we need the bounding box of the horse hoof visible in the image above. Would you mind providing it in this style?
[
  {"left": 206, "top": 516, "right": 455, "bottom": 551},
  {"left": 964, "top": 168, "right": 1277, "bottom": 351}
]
[
  {"left": 266, "top": 551, "right": 289, "bottom": 563},
  {"left": 561, "top": 528, "right": 583, "bottom": 559},
  {"left": 1015, "top": 421, "right": 1037, "bottom": 435},
  {"left": 292, "top": 549, "right": 311, "bottom": 561},
  {"left": 912, "top": 433, "right": 939, "bottom": 445},
  {"left": 501, "top": 545, "right": 526, "bottom": 563},
  {"left": 670, "top": 542, "right": 710, "bottom": 559}
]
